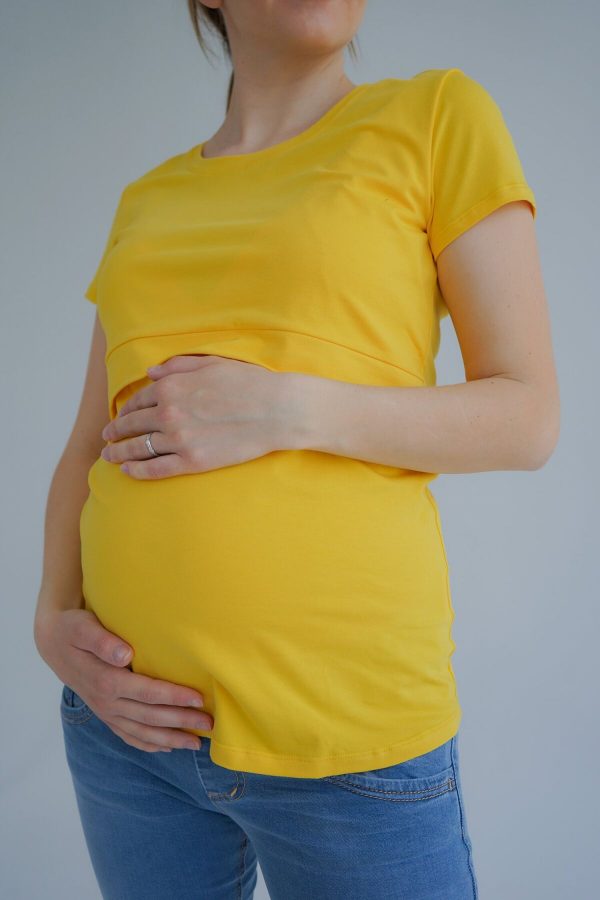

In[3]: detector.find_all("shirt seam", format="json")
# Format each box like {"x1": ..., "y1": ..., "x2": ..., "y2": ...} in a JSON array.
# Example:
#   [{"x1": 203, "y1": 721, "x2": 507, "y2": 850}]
[
  {"x1": 105, "y1": 326, "x2": 426, "y2": 385},
  {"x1": 431, "y1": 181, "x2": 535, "y2": 259}
]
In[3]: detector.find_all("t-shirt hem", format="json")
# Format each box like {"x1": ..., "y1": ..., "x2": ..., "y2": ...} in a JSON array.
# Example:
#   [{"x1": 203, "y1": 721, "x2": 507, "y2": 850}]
[
  {"x1": 207, "y1": 707, "x2": 462, "y2": 779},
  {"x1": 430, "y1": 181, "x2": 537, "y2": 262}
]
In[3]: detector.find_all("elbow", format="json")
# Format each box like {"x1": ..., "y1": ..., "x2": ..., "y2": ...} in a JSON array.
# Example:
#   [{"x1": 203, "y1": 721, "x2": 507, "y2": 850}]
[{"x1": 522, "y1": 404, "x2": 561, "y2": 471}]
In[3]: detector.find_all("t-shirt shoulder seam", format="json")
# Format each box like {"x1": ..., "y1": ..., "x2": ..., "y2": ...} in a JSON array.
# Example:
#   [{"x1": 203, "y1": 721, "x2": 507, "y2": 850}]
[{"x1": 430, "y1": 181, "x2": 537, "y2": 259}]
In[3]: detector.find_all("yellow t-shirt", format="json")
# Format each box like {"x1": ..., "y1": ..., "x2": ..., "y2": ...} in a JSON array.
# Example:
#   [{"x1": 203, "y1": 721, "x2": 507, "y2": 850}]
[{"x1": 80, "y1": 67, "x2": 537, "y2": 777}]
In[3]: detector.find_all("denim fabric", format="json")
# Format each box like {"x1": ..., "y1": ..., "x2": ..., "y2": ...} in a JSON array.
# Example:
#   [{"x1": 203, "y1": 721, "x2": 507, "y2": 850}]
[{"x1": 60, "y1": 683, "x2": 479, "y2": 899}]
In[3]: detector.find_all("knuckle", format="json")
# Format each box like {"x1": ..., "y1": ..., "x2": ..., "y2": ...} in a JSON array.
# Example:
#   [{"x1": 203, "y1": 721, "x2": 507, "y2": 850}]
[
  {"x1": 96, "y1": 634, "x2": 115, "y2": 660},
  {"x1": 154, "y1": 405, "x2": 168, "y2": 426},
  {"x1": 154, "y1": 380, "x2": 172, "y2": 402},
  {"x1": 189, "y1": 447, "x2": 205, "y2": 467},
  {"x1": 169, "y1": 427, "x2": 188, "y2": 446},
  {"x1": 159, "y1": 403, "x2": 181, "y2": 425},
  {"x1": 138, "y1": 706, "x2": 158, "y2": 726},
  {"x1": 136, "y1": 686, "x2": 155, "y2": 705}
]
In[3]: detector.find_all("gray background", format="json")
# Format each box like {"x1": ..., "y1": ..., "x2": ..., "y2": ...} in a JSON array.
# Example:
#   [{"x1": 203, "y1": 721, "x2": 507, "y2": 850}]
[{"x1": 2, "y1": 1, "x2": 597, "y2": 897}]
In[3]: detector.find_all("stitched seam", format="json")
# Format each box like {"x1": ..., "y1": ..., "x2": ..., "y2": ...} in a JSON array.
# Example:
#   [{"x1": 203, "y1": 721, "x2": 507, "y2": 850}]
[
  {"x1": 237, "y1": 835, "x2": 248, "y2": 900},
  {"x1": 61, "y1": 708, "x2": 95, "y2": 725},
  {"x1": 451, "y1": 737, "x2": 479, "y2": 898},
  {"x1": 235, "y1": 771, "x2": 248, "y2": 802},
  {"x1": 204, "y1": 772, "x2": 244, "y2": 803},
  {"x1": 324, "y1": 775, "x2": 455, "y2": 795},
  {"x1": 105, "y1": 326, "x2": 425, "y2": 385},
  {"x1": 192, "y1": 750, "x2": 224, "y2": 810},
  {"x1": 326, "y1": 781, "x2": 456, "y2": 802},
  {"x1": 432, "y1": 182, "x2": 535, "y2": 257}
]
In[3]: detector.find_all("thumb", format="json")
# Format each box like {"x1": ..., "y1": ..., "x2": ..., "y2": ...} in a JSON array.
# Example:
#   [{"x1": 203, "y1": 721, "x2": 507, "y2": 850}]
[
  {"x1": 79, "y1": 611, "x2": 134, "y2": 666},
  {"x1": 110, "y1": 643, "x2": 133, "y2": 666},
  {"x1": 147, "y1": 354, "x2": 214, "y2": 378}
]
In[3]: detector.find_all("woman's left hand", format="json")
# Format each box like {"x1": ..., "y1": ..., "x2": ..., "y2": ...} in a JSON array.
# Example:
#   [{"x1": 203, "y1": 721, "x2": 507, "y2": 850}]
[{"x1": 100, "y1": 355, "x2": 300, "y2": 479}]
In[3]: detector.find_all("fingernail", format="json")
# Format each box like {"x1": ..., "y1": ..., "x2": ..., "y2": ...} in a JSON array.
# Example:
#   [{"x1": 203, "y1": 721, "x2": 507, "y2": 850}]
[
  {"x1": 189, "y1": 697, "x2": 203, "y2": 707},
  {"x1": 120, "y1": 464, "x2": 129, "y2": 474},
  {"x1": 114, "y1": 647, "x2": 130, "y2": 663}
]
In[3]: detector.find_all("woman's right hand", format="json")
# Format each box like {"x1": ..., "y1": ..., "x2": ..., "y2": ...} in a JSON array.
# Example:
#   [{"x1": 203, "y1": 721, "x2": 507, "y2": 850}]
[{"x1": 34, "y1": 608, "x2": 213, "y2": 752}]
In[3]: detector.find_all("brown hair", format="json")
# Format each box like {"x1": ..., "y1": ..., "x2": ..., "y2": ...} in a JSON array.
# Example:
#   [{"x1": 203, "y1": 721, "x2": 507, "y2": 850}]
[{"x1": 187, "y1": 2, "x2": 360, "y2": 111}]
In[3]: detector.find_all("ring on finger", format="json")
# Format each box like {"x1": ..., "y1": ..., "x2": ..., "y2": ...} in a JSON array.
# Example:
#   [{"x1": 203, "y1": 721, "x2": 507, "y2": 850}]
[{"x1": 144, "y1": 432, "x2": 160, "y2": 457}]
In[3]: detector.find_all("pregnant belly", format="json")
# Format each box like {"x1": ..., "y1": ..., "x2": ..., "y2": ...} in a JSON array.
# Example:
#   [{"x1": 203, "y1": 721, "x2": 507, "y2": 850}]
[{"x1": 80, "y1": 450, "x2": 453, "y2": 751}]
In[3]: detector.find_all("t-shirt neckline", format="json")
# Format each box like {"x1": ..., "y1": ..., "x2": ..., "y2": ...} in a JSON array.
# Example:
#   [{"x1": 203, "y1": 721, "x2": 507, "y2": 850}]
[{"x1": 186, "y1": 81, "x2": 375, "y2": 168}]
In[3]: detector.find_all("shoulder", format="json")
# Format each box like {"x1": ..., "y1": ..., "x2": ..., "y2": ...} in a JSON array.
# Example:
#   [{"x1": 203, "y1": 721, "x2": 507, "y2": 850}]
[
  {"x1": 383, "y1": 66, "x2": 500, "y2": 119},
  {"x1": 354, "y1": 67, "x2": 492, "y2": 147},
  {"x1": 419, "y1": 67, "x2": 507, "y2": 126},
  {"x1": 121, "y1": 147, "x2": 192, "y2": 196},
  {"x1": 364, "y1": 67, "x2": 495, "y2": 128}
]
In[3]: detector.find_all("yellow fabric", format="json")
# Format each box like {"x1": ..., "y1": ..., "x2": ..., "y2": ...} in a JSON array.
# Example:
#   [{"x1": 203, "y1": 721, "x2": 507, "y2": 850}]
[{"x1": 80, "y1": 67, "x2": 536, "y2": 777}]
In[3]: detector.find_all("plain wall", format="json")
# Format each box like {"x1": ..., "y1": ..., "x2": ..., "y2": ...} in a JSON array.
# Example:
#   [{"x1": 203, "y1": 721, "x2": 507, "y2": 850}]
[{"x1": 2, "y1": 1, "x2": 597, "y2": 897}]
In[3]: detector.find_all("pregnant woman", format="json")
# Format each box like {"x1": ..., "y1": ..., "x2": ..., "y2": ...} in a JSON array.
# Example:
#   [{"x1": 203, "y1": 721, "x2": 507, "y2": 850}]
[{"x1": 34, "y1": 1, "x2": 559, "y2": 898}]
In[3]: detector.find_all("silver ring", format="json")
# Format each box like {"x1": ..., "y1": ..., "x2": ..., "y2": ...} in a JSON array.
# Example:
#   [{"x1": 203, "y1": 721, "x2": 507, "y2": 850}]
[{"x1": 144, "y1": 432, "x2": 159, "y2": 457}]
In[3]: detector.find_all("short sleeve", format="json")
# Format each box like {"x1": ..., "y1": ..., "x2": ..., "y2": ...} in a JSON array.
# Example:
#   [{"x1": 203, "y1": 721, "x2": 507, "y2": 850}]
[
  {"x1": 426, "y1": 68, "x2": 537, "y2": 263},
  {"x1": 84, "y1": 186, "x2": 129, "y2": 304}
]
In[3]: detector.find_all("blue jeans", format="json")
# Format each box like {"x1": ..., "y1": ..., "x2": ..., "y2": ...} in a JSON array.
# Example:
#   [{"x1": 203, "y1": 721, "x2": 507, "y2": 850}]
[{"x1": 60, "y1": 683, "x2": 479, "y2": 899}]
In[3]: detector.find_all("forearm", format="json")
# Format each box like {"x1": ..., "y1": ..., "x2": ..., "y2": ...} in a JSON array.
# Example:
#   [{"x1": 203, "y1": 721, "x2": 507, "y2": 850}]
[
  {"x1": 283, "y1": 372, "x2": 556, "y2": 474},
  {"x1": 34, "y1": 448, "x2": 96, "y2": 643}
]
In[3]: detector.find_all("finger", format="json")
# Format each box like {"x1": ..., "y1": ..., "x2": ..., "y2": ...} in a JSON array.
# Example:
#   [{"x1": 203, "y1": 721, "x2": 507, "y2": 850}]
[
  {"x1": 109, "y1": 722, "x2": 174, "y2": 752},
  {"x1": 110, "y1": 717, "x2": 202, "y2": 750},
  {"x1": 146, "y1": 354, "x2": 216, "y2": 379},
  {"x1": 117, "y1": 382, "x2": 159, "y2": 418},
  {"x1": 118, "y1": 671, "x2": 205, "y2": 709},
  {"x1": 69, "y1": 610, "x2": 134, "y2": 666},
  {"x1": 103, "y1": 407, "x2": 159, "y2": 442},
  {"x1": 121, "y1": 451, "x2": 190, "y2": 480},
  {"x1": 102, "y1": 431, "x2": 169, "y2": 464},
  {"x1": 114, "y1": 697, "x2": 213, "y2": 732}
]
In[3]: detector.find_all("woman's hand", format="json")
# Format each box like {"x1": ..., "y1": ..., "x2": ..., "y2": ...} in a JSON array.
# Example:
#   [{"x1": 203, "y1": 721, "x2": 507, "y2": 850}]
[
  {"x1": 35, "y1": 608, "x2": 212, "y2": 752},
  {"x1": 100, "y1": 354, "x2": 301, "y2": 480}
]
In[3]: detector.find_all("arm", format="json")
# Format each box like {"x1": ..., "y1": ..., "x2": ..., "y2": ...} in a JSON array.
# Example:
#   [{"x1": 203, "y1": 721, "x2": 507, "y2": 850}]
[
  {"x1": 33, "y1": 312, "x2": 210, "y2": 751},
  {"x1": 285, "y1": 200, "x2": 560, "y2": 473},
  {"x1": 34, "y1": 312, "x2": 110, "y2": 639}
]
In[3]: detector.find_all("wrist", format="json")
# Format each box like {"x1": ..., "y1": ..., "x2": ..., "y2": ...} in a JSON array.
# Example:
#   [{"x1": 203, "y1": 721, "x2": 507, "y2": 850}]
[
  {"x1": 275, "y1": 371, "x2": 327, "y2": 452},
  {"x1": 33, "y1": 609, "x2": 62, "y2": 664},
  {"x1": 34, "y1": 596, "x2": 83, "y2": 654}
]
